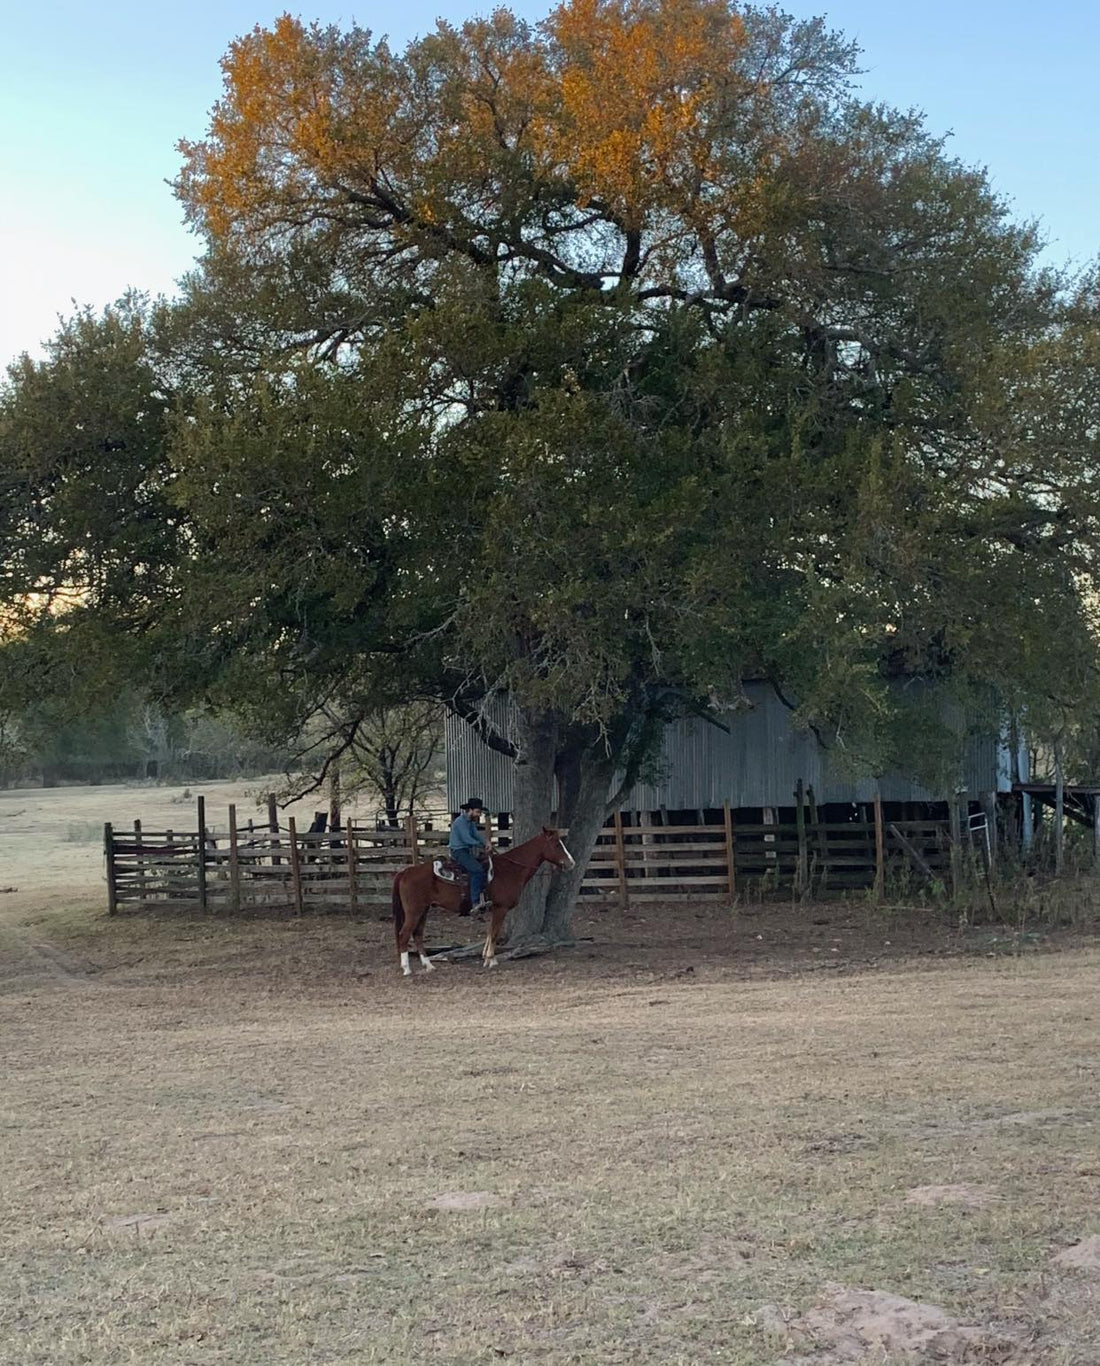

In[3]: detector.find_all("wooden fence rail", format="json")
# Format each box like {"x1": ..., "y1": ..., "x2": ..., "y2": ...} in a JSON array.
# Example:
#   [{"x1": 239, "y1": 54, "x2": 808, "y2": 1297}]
[{"x1": 104, "y1": 795, "x2": 959, "y2": 914}]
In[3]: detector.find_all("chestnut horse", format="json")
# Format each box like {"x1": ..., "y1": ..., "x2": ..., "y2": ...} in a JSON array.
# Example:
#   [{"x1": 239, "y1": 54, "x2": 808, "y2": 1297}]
[{"x1": 391, "y1": 827, "x2": 575, "y2": 975}]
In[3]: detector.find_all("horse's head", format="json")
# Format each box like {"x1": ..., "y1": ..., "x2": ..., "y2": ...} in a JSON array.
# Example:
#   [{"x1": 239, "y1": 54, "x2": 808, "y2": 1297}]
[{"x1": 540, "y1": 826, "x2": 576, "y2": 871}]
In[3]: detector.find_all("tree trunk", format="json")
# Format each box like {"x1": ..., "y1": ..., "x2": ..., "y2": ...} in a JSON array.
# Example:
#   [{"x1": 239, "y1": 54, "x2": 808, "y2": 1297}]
[
  {"x1": 555, "y1": 746, "x2": 583, "y2": 826},
  {"x1": 541, "y1": 753, "x2": 614, "y2": 943},
  {"x1": 328, "y1": 763, "x2": 342, "y2": 832},
  {"x1": 506, "y1": 708, "x2": 561, "y2": 940},
  {"x1": 506, "y1": 710, "x2": 615, "y2": 945}
]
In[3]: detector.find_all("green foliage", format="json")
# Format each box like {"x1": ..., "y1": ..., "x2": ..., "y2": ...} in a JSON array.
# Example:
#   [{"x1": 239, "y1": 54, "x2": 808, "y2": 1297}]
[{"x1": 1, "y1": 0, "x2": 1099, "y2": 866}]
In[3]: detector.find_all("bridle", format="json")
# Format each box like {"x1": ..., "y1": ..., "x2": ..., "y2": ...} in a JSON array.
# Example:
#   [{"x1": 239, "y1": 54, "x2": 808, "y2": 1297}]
[{"x1": 494, "y1": 833, "x2": 575, "y2": 878}]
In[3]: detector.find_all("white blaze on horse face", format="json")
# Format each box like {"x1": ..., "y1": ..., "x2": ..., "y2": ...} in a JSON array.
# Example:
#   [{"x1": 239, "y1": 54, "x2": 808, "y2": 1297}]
[
  {"x1": 400, "y1": 951, "x2": 411, "y2": 976},
  {"x1": 558, "y1": 838, "x2": 576, "y2": 869}
]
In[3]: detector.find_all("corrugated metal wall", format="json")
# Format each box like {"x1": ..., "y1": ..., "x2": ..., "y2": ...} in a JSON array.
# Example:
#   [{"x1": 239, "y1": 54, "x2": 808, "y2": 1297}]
[{"x1": 446, "y1": 683, "x2": 1017, "y2": 813}]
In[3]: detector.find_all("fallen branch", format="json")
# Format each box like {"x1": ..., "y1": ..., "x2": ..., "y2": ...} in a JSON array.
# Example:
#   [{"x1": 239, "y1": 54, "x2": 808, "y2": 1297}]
[{"x1": 429, "y1": 934, "x2": 576, "y2": 963}]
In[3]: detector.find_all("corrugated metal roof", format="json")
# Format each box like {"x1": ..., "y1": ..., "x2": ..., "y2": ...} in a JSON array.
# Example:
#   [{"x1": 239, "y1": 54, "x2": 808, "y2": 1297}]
[{"x1": 446, "y1": 683, "x2": 1019, "y2": 812}]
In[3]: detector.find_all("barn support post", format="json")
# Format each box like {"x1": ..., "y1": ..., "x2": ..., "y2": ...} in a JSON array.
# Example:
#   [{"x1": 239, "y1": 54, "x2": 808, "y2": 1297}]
[
  {"x1": 723, "y1": 800, "x2": 736, "y2": 899},
  {"x1": 288, "y1": 817, "x2": 304, "y2": 914},
  {"x1": 873, "y1": 791, "x2": 885, "y2": 901},
  {"x1": 405, "y1": 813, "x2": 419, "y2": 865},
  {"x1": 794, "y1": 780, "x2": 808, "y2": 899},
  {"x1": 268, "y1": 793, "x2": 281, "y2": 866},
  {"x1": 613, "y1": 809, "x2": 629, "y2": 907},
  {"x1": 1021, "y1": 790, "x2": 1034, "y2": 855},
  {"x1": 133, "y1": 819, "x2": 146, "y2": 907},
  {"x1": 196, "y1": 796, "x2": 207, "y2": 912},
  {"x1": 228, "y1": 804, "x2": 242, "y2": 913},
  {"x1": 948, "y1": 791, "x2": 965, "y2": 899},
  {"x1": 104, "y1": 823, "x2": 117, "y2": 915},
  {"x1": 1054, "y1": 738, "x2": 1065, "y2": 876},
  {"x1": 346, "y1": 822, "x2": 358, "y2": 912}
]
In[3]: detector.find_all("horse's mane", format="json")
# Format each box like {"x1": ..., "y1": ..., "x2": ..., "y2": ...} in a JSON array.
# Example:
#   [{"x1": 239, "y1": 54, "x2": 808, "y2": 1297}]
[{"x1": 493, "y1": 828, "x2": 556, "y2": 868}]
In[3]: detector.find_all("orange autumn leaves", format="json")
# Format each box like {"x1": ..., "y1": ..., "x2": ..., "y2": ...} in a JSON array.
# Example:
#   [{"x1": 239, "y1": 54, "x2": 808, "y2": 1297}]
[
  {"x1": 178, "y1": 0, "x2": 760, "y2": 253},
  {"x1": 547, "y1": 0, "x2": 748, "y2": 223},
  {"x1": 177, "y1": 15, "x2": 402, "y2": 240}
]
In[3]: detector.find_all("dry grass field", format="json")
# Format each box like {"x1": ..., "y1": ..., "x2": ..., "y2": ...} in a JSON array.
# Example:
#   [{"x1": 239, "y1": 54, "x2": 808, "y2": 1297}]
[
  {"x1": 0, "y1": 778, "x2": 386, "y2": 902},
  {"x1": 3, "y1": 783, "x2": 1100, "y2": 1363}
]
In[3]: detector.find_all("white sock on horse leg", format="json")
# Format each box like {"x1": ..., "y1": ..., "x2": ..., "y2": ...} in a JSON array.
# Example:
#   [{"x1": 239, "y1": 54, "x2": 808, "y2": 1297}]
[
  {"x1": 400, "y1": 951, "x2": 411, "y2": 976},
  {"x1": 418, "y1": 951, "x2": 435, "y2": 970}
]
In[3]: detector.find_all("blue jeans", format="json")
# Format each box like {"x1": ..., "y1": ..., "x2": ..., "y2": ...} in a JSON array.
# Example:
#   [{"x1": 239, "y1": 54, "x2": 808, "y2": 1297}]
[{"x1": 451, "y1": 848, "x2": 486, "y2": 903}]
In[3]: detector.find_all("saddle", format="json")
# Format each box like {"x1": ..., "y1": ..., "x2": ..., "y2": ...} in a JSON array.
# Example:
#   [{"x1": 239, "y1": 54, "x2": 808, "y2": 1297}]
[{"x1": 432, "y1": 853, "x2": 493, "y2": 916}]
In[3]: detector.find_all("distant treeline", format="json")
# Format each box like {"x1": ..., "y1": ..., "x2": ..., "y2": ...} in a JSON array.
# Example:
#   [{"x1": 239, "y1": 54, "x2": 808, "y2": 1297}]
[{"x1": 0, "y1": 691, "x2": 292, "y2": 788}]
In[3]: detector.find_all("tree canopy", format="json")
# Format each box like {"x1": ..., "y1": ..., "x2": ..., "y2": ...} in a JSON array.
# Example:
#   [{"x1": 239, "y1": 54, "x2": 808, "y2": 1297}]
[{"x1": 2, "y1": 0, "x2": 1099, "y2": 938}]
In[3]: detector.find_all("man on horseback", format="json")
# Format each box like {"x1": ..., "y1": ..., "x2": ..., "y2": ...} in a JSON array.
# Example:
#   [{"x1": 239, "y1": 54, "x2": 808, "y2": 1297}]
[{"x1": 448, "y1": 798, "x2": 491, "y2": 912}]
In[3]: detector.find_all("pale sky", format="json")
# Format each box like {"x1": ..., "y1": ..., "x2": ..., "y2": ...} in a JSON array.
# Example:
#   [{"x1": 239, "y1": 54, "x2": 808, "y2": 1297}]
[{"x1": 2, "y1": 0, "x2": 1097, "y2": 369}]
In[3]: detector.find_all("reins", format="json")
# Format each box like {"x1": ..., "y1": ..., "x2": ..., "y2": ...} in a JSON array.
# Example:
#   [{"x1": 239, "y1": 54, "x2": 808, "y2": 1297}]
[{"x1": 490, "y1": 837, "x2": 552, "y2": 884}]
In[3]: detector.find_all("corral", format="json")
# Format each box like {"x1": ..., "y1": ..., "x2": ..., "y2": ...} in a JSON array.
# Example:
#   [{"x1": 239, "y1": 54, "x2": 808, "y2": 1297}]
[
  {"x1": 103, "y1": 800, "x2": 977, "y2": 913},
  {"x1": 101, "y1": 795, "x2": 981, "y2": 916}
]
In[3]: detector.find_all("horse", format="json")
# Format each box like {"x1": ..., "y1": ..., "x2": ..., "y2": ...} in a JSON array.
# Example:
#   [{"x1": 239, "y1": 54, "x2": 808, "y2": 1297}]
[{"x1": 391, "y1": 827, "x2": 575, "y2": 975}]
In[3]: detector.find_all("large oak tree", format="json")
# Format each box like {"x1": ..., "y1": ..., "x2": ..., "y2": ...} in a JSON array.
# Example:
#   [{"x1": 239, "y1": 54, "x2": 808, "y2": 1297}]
[{"x1": 3, "y1": 1, "x2": 1099, "y2": 940}]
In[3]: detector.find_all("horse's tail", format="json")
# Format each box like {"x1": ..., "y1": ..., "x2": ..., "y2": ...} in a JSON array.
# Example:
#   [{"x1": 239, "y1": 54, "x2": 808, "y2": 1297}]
[{"x1": 391, "y1": 872, "x2": 405, "y2": 943}]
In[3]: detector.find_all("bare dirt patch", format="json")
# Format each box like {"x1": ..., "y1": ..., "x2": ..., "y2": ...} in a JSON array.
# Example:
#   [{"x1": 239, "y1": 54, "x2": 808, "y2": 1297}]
[
  {"x1": 429, "y1": 1190, "x2": 505, "y2": 1211},
  {"x1": 758, "y1": 1285, "x2": 1018, "y2": 1363},
  {"x1": 1053, "y1": 1236, "x2": 1100, "y2": 1272},
  {"x1": 906, "y1": 1183, "x2": 998, "y2": 1210}
]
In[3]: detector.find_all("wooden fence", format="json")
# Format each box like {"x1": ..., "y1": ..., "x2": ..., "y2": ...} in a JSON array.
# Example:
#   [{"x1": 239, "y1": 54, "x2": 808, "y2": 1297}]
[{"x1": 104, "y1": 796, "x2": 960, "y2": 914}]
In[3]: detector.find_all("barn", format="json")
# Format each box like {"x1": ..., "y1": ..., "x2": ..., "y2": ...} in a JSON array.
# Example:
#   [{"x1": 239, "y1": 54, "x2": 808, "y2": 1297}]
[
  {"x1": 445, "y1": 683, "x2": 1034, "y2": 895},
  {"x1": 445, "y1": 681, "x2": 1025, "y2": 822}
]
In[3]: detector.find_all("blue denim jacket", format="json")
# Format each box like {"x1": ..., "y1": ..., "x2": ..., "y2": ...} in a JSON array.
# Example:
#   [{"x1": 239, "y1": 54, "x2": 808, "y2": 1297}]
[{"x1": 448, "y1": 812, "x2": 485, "y2": 854}]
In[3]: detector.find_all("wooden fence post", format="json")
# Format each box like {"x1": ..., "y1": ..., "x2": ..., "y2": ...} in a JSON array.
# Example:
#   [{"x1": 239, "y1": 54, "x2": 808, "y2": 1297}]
[
  {"x1": 723, "y1": 800, "x2": 736, "y2": 899},
  {"x1": 346, "y1": 821, "x2": 358, "y2": 911},
  {"x1": 104, "y1": 823, "x2": 118, "y2": 915},
  {"x1": 807, "y1": 785, "x2": 827, "y2": 892},
  {"x1": 613, "y1": 809, "x2": 628, "y2": 907},
  {"x1": 196, "y1": 795, "x2": 207, "y2": 912},
  {"x1": 873, "y1": 791, "x2": 885, "y2": 901},
  {"x1": 228, "y1": 804, "x2": 241, "y2": 914},
  {"x1": 133, "y1": 819, "x2": 146, "y2": 907},
  {"x1": 268, "y1": 793, "x2": 281, "y2": 865},
  {"x1": 406, "y1": 813, "x2": 419, "y2": 865},
  {"x1": 288, "y1": 816, "x2": 304, "y2": 914},
  {"x1": 794, "y1": 780, "x2": 808, "y2": 898}
]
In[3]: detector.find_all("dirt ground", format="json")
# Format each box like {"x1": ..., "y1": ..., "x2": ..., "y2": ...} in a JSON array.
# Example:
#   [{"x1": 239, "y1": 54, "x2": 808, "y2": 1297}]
[{"x1": 2, "y1": 782, "x2": 1100, "y2": 1363}]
